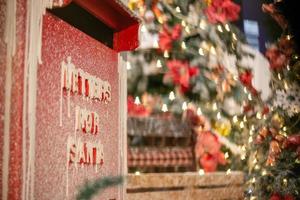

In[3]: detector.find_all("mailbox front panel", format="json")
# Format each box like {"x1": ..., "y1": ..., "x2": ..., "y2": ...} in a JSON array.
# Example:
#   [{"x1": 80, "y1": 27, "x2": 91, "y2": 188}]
[{"x1": 35, "y1": 13, "x2": 121, "y2": 199}]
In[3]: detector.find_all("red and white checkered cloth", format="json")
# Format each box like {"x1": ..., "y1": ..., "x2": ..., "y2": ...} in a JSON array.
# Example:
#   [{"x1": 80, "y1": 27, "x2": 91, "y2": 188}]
[{"x1": 128, "y1": 148, "x2": 194, "y2": 167}]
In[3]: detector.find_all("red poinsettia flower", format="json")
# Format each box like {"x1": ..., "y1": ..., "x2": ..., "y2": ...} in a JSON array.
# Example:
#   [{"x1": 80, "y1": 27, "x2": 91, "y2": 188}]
[
  {"x1": 195, "y1": 131, "x2": 226, "y2": 172},
  {"x1": 239, "y1": 70, "x2": 253, "y2": 87},
  {"x1": 265, "y1": 46, "x2": 288, "y2": 70},
  {"x1": 164, "y1": 60, "x2": 199, "y2": 93},
  {"x1": 158, "y1": 24, "x2": 182, "y2": 52},
  {"x1": 127, "y1": 96, "x2": 150, "y2": 117},
  {"x1": 205, "y1": 0, "x2": 241, "y2": 24}
]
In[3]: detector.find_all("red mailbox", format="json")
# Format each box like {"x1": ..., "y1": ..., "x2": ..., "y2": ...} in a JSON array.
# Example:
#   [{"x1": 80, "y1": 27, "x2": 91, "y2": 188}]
[{"x1": 0, "y1": 0, "x2": 139, "y2": 199}]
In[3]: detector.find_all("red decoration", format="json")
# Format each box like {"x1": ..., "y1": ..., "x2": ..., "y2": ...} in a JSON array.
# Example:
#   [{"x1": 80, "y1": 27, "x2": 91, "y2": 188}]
[
  {"x1": 158, "y1": 24, "x2": 182, "y2": 52},
  {"x1": 205, "y1": 0, "x2": 241, "y2": 24},
  {"x1": 270, "y1": 193, "x2": 282, "y2": 200},
  {"x1": 270, "y1": 193, "x2": 295, "y2": 200},
  {"x1": 164, "y1": 60, "x2": 199, "y2": 93},
  {"x1": 262, "y1": 4, "x2": 287, "y2": 29},
  {"x1": 195, "y1": 131, "x2": 226, "y2": 172},
  {"x1": 239, "y1": 70, "x2": 253, "y2": 86},
  {"x1": 184, "y1": 109, "x2": 210, "y2": 131},
  {"x1": 262, "y1": 106, "x2": 270, "y2": 116},
  {"x1": 265, "y1": 46, "x2": 288, "y2": 70},
  {"x1": 239, "y1": 70, "x2": 258, "y2": 95},
  {"x1": 127, "y1": 96, "x2": 151, "y2": 117}
]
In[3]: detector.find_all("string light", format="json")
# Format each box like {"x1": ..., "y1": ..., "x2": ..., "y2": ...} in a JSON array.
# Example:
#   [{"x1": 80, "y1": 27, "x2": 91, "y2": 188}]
[
  {"x1": 226, "y1": 169, "x2": 231, "y2": 175},
  {"x1": 261, "y1": 170, "x2": 267, "y2": 176},
  {"x1": 233, "y1": 115, "x2": 238, "y2": 123},
  {"x1": 141, "y1": 25, "x2": 147, "y2": 33},
  {"x1": 243, "y1": 87, "x2": 248, "y2": 94},
  {"x1": 212, "y1": 102, "x2": 218, "y2": 111},
  {"x1": 241, "y1": 154, "x2": 246, "y2": 160},
  {"x1": 248, "y1": 93, "x2": 252, "y2": 101},
  {"x1": 217, "y1": 25, "x2": 223, "y2": 32},
  {"x1": 240, "y1": 121, "x2": 245, "y2": 129},
  {"x1": 283, "y1": 179, "x2": 288, "y2": 187},
  {"x1": 153, "y1": 40, "x2": 159, "y2": 48},
  {"x1": 253, "y1": 158, "x2": 257, "y2": 165},
  {"x1": 225, "y1": 152, "x2": 229, "y2": 159},
  {"x1": 126, "y1": 61, "x2": 132, "y2": 70},
  {"x1": 181, "y1": 41, "x2": 187, "y2": 49},
  {"x1": 199, "y1": 19, "x2": 207, "y2": 30},
  {"x1": 175, "y1": 6, "x2": 181, "y2": 13},
  {"x1": 278, "y1": 73, "x2": 282, "y2": 80},
  {"x1": 169, "y1": 91, "x2": 175, "y2": 101},
  {"x1": 248, "y1": 136, "x2": 253, "y2": 143},
  {"x1": 251, "y1": 125, "x2": 255, "y2": 131},
  {"x1": 164, "y1": 50, "x2": 169, "y2": 58},
  {"x1": 243, "y1": 116, "x2": 247, "y2": 122},
  {"x1": 210, "y1": 46, "x2": 216, "y2": 55},
  {"x1": 185, "y1": 26, "x2": 190, "y2": 33},
  {"x1": 283, "y1": 126, "x2": 287, "y2": 131},
  {"x1": 256, "y1": 112, "x2": 262, "y2": 120},
  {"x1": 135, "y1": 171, "x2": 141, "y2": 176},
  {"x1": 162, "y1": 104, "x2": 168, "y2": 112},
  {"x1": 181, "y1": 20, "x2": 186, "y2": 27},
  {"x1": 134, "y1": 96, "x2": 141, "y2": 105},
  {"x1": 232, "y1": 33, "x2": 237, "y2": 40},
  {"x1": 284, "y1": 81, "x2": 289, "y2": 90},
  {"x1": 197, "y1": 107, "x2": 202, "y2": 115},
  {"x1": 198, "y1": 48, "x2": 204, "y2": 56},
  {"x1": 156, "y1": 59, "x2": 162, "y2": 68},
  {"x1": 287, "y1": 64, "x2": 290, "y2": 71},
  {"x1": 217, "y1": 112, "x2": 221, "y2": 120},
  {"x1": 249, "y1": 130, "x2": 254, "y2": 136},
  {"x1": 182, "y1": 102, "x2": 188, "y2": 110},
  {"x1": 251, "y1": 177, "x2": 256, "y2": 183},
  {"x1": 198, "y1": 169, "x2": 205, "y2": 176},
  {"x1": 225, "y1": 24, "x2": 230, "y2": 32}
]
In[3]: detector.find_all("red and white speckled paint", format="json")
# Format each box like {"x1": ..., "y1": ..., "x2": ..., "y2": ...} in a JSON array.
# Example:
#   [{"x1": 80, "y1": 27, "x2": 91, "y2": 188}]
[
  {"x1": 32, "y1": 13, "x2": 121, "y2": 199},
  {"x1": 1, "y1": 0, "x2": 138, "y2": 199}
]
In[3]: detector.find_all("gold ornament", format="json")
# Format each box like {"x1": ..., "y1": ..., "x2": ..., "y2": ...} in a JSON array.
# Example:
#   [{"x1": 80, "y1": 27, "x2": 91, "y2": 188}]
[
  {"x1": 213, "y1": 119, "x2": 232, "y2": 136},
  {"x1": 271, "y1": 113, "x2": 284, "y2": 129}
]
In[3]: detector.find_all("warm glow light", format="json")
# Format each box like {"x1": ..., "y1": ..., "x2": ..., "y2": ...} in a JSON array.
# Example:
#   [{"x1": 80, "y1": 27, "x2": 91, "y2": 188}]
[
  {"x1": 217, "y1": 25, "x2": 223, "y2": 32},
  {"x1": 134, "y1": 96, "x2": 141, "y2": 105},
  {"x1": 135, "y1": 171, "x2": 141, "y2": 175},
  {"x1": 181, "y1": 41, "x2": 187, "y2": 49},
  {"x1": 156, "y1": 59, "x2": 162, "y2": 68},
  {"x1": 197, "y1": 107, "x2": 202, "y2": 115},
  {"x1": 217, "y1": 112, "x2": 221, "y2": 120},
  {"x1": 169, "y1": 91, "x2": 175, "y2": 101},
  {"x1": 164, "y1": 51, "x2": 169, "y2": 58},
  {"x1": 233, "y1": 115, "x2": 238, "y2": 123},
  {"x1": 126, "y1": 62, "x2": 132, "y2": 70},
  {"x1": 182, "y1": 102, "x2": 188, "y2": 110},
  {"x1": 198, "y1": 48, "x2": 204, "y2": 56},
  {"x1": 162, "y1": 104, "x2": 168, "y2": 112},
  {"x1": 225, "y1": 24, "x2": 230, "y2": 31},
  {"x1": 212, "y1": 103, "x2": 218, "y2": 111},
  {"x1": 198, "y1": 169, "x2": 205, "y2": 176},
  {"x1": 226, "y1": 169, "x2": 231, "y2": 175},
  {"x1": 199, "y1": 20, "x2": 207, "y2": 30}
]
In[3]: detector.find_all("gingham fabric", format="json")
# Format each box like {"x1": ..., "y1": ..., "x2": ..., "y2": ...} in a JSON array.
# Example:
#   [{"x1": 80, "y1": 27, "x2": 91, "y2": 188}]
[{"x1": 128, "y1": 148, "x2": 194, "y2": 167}]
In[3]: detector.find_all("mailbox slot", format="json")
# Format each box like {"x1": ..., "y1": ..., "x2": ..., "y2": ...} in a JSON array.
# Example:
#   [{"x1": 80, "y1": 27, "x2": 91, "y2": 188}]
[{"x1": 49, "y1": 2, "x2": 114, "y2": 48}]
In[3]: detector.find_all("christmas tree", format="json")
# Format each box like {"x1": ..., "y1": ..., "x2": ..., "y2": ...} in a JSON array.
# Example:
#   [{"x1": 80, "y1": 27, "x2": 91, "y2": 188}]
[
  {"x1": 245, "y1": 0, "x2": 300, "y2": 199},
  {"x1": 127, "y1": 0, "x2": 269, "y2": 173}
]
